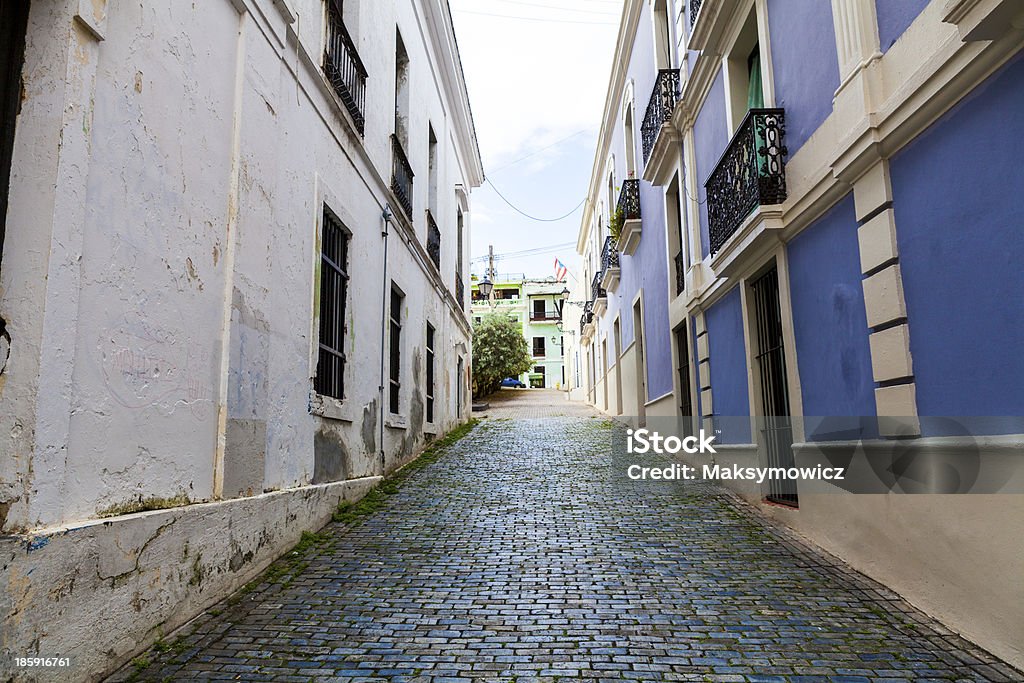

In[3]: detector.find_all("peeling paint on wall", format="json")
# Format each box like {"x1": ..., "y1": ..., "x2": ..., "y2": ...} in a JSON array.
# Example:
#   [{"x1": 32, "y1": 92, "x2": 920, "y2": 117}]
[{"x1": 313, "y1": 426, "x2": 349, "y2": 484}]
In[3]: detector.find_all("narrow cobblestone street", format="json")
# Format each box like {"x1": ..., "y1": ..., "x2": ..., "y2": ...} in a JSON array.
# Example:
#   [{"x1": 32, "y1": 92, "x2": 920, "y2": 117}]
[{"x1": 115, "y1": 394, "x2": 1019, "y2": 682}]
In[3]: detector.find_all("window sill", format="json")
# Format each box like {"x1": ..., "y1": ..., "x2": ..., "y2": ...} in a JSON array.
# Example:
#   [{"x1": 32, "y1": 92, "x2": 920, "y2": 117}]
[
  {"x1": 309, "y1": 393, "x2": 353, "y2": 422},
  {"x1": 385, "y1": 415, "x2": 408, "y2": 430}
]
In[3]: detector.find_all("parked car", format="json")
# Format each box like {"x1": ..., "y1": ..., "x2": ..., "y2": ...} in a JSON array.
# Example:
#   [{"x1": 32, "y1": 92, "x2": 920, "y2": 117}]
[{"x1": 501, "y1": 378, "x2": 526, "y2": 388}]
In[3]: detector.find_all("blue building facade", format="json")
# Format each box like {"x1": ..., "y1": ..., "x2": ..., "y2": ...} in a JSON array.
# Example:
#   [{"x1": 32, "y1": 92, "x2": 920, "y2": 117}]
[
  {"x1": 576, "y1": 0, "x2": 1024, "y2": 666},
  {"x1": 573, "y1": 0, "x2": 679, "y2": 421}
]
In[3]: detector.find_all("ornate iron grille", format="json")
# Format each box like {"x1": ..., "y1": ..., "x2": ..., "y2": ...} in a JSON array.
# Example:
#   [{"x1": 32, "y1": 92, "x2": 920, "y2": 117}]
[
  {"x1": 323, "y1": 0, "x2": 367, "y2": 135},
  {"x1": 705, "y1": 108, "x2": 787, "y2": 255},
  {"x1": 690, "y1": 0, "x2": 703, "y2": 29},
  {"x1": 454, "y1": 274, "x2": 465, "y2": 308},
  {"x1": 674, "y1": 250, "x2": 686, "y2": 297},
  {"x1": 601, "y1": 235, "x2": 619, "y2": 272},
  {"x1": 426, "y1": 210, "x2": 441, "y2": 270},
  {"x1": 591, "y1": 272, "x2": 606, "y2": 302},
  {"x1": 616, "y1": 178, "x2": 641, "y2": 221},
  {"x1": 580, "y1": 301, "x2": 594, "y2": 335},
  {"x1": 391, "y1": 135, "x2": 414, "y2": 219},
  {"x1": 641, "y1": 69, "x2": 680, "y2": 163}
]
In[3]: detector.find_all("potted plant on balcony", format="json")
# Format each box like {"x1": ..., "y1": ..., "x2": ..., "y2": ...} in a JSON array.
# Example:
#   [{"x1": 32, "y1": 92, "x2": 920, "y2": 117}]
[{"x1": 609, "y1": 206, "x2": 624, "y2": 246}]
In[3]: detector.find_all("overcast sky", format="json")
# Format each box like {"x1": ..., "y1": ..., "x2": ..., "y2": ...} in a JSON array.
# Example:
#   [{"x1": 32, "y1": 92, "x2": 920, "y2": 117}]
[{"x1": 449, "y1": 0, "x2": 620, "y2": 282}]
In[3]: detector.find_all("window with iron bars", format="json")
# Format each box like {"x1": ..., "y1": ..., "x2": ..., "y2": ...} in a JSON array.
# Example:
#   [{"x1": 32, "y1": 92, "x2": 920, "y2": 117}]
[
  {"x1": 426, "y1": 323, "x2": 435, "y2": 423},
  {"x1": 389, "y1": 285, "x2": 403, "y2": 414},
  {"x1": 315, "y1": 207, "x2": 349, "y2": 400}
]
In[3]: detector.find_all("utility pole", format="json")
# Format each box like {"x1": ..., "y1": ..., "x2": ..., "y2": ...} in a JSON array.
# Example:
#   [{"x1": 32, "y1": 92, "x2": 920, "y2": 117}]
[{"x1": 488, "y1": 244, "x2": 495, "y2": 302}]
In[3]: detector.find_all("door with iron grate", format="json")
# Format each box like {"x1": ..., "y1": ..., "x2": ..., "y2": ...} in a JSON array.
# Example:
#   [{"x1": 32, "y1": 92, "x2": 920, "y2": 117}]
[{"x1": 750, "y1": 266, "x2": 797, "y2": 506}]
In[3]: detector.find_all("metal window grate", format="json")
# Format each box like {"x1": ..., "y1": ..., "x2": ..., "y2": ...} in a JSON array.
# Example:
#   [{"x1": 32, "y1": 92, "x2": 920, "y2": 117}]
[
  {"x1": 426, "y1": 323, "x2": 435, "y2": 423},
  {"x1": 426, "y1": 210, "x2": 441, "y2": 270},
  {"x1": 750, "y1": 267, "x2": 797, "y2": 507},
  {"x1": 315, "y1": 208, "x2": 349, "y2": 400},
  {"x1": 391, "y1": 135, "x2": 414, "y2": 219},
  {"x1": 675, "y1": 326, "x2": 694, "y2": 437},
  {"x1": 323, "y1": 0, "x2": 367, "y2": 135},
  {"x1": 389, "y1": 287, "x2": 403, "y2": 414}
]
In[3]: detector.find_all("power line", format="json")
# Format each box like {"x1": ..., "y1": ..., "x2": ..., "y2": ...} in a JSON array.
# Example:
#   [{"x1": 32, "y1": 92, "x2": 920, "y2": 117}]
[
  {"x1": 488, "y1": 129, "x2": 591, "y2": 175},
  {"x1": 470, "y1": 241, "x2": 576, "y2": 263},
  {"x1": 486, "y1": 178, "x2": 588, "y2": 222}
]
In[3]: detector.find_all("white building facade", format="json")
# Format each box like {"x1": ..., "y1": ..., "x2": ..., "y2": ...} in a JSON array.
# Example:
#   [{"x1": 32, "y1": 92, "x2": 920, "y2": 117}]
[{"x1": 0, "y1": 0, "x2": 482, "y2": 677}]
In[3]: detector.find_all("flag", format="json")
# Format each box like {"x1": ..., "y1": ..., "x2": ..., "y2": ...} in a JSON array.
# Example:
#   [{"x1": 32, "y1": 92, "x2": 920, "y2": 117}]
[{"x1": 554, "y1": 258, "x2": 568, "y2": 281}]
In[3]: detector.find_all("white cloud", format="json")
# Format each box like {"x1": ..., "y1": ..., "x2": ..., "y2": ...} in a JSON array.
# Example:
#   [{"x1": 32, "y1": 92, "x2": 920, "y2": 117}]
[{"x1": 450, "y1": 0, "x2": 620, "y2": 170}]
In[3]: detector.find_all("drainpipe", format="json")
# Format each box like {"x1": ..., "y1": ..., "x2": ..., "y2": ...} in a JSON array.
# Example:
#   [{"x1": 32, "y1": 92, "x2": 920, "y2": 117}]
[{"x1": 378, "y1": 205, "x2": 393, "y2": 475}]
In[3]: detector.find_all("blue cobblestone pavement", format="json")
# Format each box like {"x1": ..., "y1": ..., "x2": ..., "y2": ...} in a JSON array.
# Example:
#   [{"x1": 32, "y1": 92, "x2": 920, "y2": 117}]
[{"x1": 111, "y1": 414, "x2": 1022, "y2": 682}]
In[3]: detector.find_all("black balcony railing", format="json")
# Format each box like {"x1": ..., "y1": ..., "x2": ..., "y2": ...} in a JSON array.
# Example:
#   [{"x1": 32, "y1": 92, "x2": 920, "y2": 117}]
[
  {"x1": 426, "y1": 210, "x2": 441, "y2": 270},
  {"x1": 580, "y1": 301, "x2": 594, "y2": 335},
  {"x1": 690, "y1": 0, "x2": 703, "y2": 29},
  {"x1": 705, "y1": 108, "x2": 787, "y2": 255},
  {"x1": 675, "y1": 250, "x2": 686, "y2": 297},
  {"x1": 591, "y1": 272, "x2": 606, "y2": 302},
  {"x1": 391, "y1": 135, "x2": 414, "y2": 219},
  {"x1": 455, "y1": 274, "x2": 465, "y2": 308},
  {"x1": 641, "y1": 69, "x2": 681, "y2": 163},
  {"x1": 617, "y1": 178, "x2": 641, "y2": 221},
  {"x1": 601, "y1": 235, "x2": 619, "y2": 272},
  {"x1": 530, "y1": 311, "x2": 560, "y2": 322},
  {"x1": 324, "y1": 0, "x2": 367, "y2": 135}
]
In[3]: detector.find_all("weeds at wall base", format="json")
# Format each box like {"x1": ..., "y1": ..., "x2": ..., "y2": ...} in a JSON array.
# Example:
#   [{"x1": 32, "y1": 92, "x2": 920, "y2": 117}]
[{"x1": 125, "y1": 418, "x2": 481, "y2": 678}]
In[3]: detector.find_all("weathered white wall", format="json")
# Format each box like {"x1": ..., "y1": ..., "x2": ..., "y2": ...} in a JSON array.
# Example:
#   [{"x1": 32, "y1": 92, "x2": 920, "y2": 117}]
[{"x1": 0, "y1": 0, "x2": 481, "y2": 675}]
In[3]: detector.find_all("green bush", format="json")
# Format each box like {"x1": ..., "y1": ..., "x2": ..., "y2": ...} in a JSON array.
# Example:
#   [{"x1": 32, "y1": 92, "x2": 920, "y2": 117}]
[{"x1": 472, "y1": 312, "x2": 533, "y2": 398}]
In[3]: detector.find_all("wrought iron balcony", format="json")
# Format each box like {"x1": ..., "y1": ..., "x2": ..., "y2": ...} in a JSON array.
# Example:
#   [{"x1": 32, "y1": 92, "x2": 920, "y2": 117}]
[
  {"x1": 391, "y1": 135, "x2": 414, "y2": 219},
  {"x1": 641, "y1": 69, "x2": 680, "y2": 164},
  {"x1": 426, "y1": 210, "x2": 441, "y2": 270},
  {"x1": 580, "y1": 301, "x2": 594, "y2": 335},
  {"x1": 705, "y1": 108, "x2": 787, "y2": 255},
  {"x1": 323, "y1": 0, "x2": 367, "y2": 135},
  {"x1": 591, "y1": 272, "x2": 606, "y2": 302},
  {"x1": 675, "y1": 250, "x2": 686, "y2": 297},
  {"x1": 455, "y1": 274, "x2": 465, "y2": 308},
  {"x1": 616, "y1": 178, "x2": 641, "y2": 221},
  {"x1": 601, "y1": 235, "x2": 619, "y2": 271},
  {"x1": 690, "y1": 0, "x2": 703, "y2": 29},
  {"x1": 530, "y1": 311, "x2": 560, "y2": 322}
]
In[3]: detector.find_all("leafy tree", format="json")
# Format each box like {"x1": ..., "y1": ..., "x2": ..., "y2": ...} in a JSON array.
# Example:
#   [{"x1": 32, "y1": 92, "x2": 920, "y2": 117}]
[{"x1": 471, "y1": 312, "x2": 532, "y2": 398}]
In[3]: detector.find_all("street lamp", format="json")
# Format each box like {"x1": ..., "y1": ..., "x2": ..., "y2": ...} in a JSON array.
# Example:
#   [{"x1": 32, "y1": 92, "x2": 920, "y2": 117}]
[
  {"x1": 553, "y1": 287, "x2": 570, "y2": 320},
  {"x1": 477, "y1": 277, "x2": 493, "y2": 299}
]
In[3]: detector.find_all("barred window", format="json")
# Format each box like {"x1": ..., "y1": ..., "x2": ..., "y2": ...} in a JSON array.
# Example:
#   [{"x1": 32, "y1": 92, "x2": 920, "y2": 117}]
[
  {"x1": 389, "y1": 285, "x2": 403, "y2": 414},
  {"x1": 315, "y1": 207, "x2": 349, "y2": 399},
  {"x1": 426, "y1": 323, "x2": 435, "y2": 423}
]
